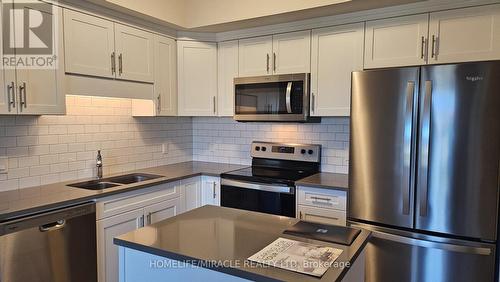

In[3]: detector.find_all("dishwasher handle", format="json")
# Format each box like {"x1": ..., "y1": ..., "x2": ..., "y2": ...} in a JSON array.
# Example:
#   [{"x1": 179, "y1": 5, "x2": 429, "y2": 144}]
[{"x1": 39, "y1": 220, "x2": 66, "y2": 232}]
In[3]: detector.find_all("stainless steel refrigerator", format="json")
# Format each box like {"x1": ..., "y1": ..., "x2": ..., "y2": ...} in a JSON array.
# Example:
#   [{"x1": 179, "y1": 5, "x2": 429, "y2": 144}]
[{"x1": 349, "y1": 61, "x2": 500, "y2": 282}]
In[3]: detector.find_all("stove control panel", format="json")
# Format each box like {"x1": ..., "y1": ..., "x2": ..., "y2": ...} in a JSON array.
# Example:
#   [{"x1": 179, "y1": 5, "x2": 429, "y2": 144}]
[{"x1": 251, "y1": 142, "x2": 321, "y2": 162}]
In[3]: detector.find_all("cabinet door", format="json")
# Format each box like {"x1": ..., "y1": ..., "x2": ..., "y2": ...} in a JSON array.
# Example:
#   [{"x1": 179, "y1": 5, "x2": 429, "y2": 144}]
[
  {"x1": 428, "y1": 4, "x2": 500, "y2": 64},
  {"x1": 114, "y1": 23, "x2": 154, "y2": 83},
  {"x1": 154, "y1": 35, "x2": 177, "y2": 116},
  {"x1": 15, "y1": 3, "x2": 65, "y2": 115},
  {"x1": 63, "y1": 9, "x2": 115, "y2": 78},
  {"x1": 238, "y1": 36, "x2": 272, "y2": 76},
  {"x1": 0, "y1": 1, "x2": 9, "y2": 114},
  {"x1": 201, "y1": 176, "x2": 220, "y2": 206},
  {"x1": 272, "y1": 30, "x2": 311, "y2": 74},
  {"x1": 311, "y1": 23, "x2": 364, "y2": 117},
  {"x1": 177, "y1": 41, "x2": 217, "y2": 116},
  {"x1": 217, "y1": 40, "x2": 238, "y2": 117},
  {"x1": 144, "y1": 197, "x2": 182, "y2": 225},
  {"x1": 180, "y1": 177, "x2": 202, "y2": 212},
  {"x1": 297, "y1": 205, "x2": 346, "y2": 226},
  {"x1": 97, "y1": 208, "x2": 144, "y2": 282},
  {"x1": 365, "y1": 14, "x2": 429, "y2": 68}
]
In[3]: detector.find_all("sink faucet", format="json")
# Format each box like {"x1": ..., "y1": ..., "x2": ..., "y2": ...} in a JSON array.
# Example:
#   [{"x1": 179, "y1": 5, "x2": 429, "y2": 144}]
[{"x1": 96, "y1": 150, "x2": 103, "y2": 179}]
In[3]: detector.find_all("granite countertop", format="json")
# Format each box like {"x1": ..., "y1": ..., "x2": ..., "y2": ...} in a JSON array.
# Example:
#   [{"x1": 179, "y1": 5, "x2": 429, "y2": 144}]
[
  {"x1": 0, "y1": 161, "x2": 246, "y2": 222},
  {"x1": 114, "y1": 205, "x2": 370, "y2": 282},
  {"x1": 295, "y1": 173, "x2": 349, "y2": 191}
]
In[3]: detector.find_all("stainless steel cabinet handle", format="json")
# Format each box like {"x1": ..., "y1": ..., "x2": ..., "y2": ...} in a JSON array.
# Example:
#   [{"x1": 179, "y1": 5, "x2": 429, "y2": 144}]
[
  {"x1": 39, "y1": 220, "x2": 66, "y2": 232},
  {"x1": 311, "y1": 196, "x2": 331, "y2": 202},
  {"x1": 147, "y1": 212, "x2": 152, "y2": 225},
  {"x1": 157, "y1": 94, "x2": 161, "y2": 114},
  {"x1": 111, "y1": 52, "x2": 116, "y2": 74},
  {"x1": 419, "y1": 80, "x2": 432, "y2": 217},
  {"x1": 420, "y1": 36, "x2": 425, "y2": 59},
  {"x1": 299, "y1": 211, "x2": 303, "y2": 219},
  {"x1": 273, "y1": 52, "x2": 276, "y2": 72},
  {"x1": 285, "y1": 81, "x2": 292, "y2": 113},
  {"x1": 266, "y1": 54, "x2": 270, "y2": 73},
  {"x1": 19, "y1": 82, "x2": 26, "y2": 109},
  {"x1": 138, "y1": 215, "x2": 144, "y2": 227},
  {"x1": 212, "y1": 182, "x2": 216, "y2": 199},
  {"x1": 7, "y1": 82, "x2": 15, "y2": 111},
  {"x1": 311, "y1": 93, "x2": 316, "y2": 113},
  {"x1": 402, "y1": 81, "x2": 415, "y2": 215},
  {"x1": 431, "y1": 35, "x2": 436, "y2": 59},
  {"x1": 213, "y1": 96, "x2": 216, "y2": 114},
  {"x1": 118, "y1": 53, "x2": 123, "y2": 75}
]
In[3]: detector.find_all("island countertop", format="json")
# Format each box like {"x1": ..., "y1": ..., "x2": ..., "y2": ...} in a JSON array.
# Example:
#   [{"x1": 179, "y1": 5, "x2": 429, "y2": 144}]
[{"x1": 114, "y1": 205, "x2": 370, "y2": 282}]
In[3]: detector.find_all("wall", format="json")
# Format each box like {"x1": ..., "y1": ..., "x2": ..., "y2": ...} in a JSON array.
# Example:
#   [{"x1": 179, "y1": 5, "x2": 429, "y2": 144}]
[
  {"x1": 0, "y1": 95, "x2": 192, "y2": 192},
  {"x1": 192, "y1": 117, "x2": 350, "y2": 174}
]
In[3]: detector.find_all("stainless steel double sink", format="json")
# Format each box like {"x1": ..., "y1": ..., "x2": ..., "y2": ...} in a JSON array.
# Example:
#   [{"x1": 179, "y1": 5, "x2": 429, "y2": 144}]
[{"x1": 67, "y1": 173, "x2": 163, "y2": 190}]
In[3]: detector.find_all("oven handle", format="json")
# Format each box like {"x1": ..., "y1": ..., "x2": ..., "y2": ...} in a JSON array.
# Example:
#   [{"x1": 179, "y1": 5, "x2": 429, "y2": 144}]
[
  {"x1": 221, "y1": 179, "x2": 294, "y2": 194},
  {"x1": 285, "y1": 81, "x2": 293, "y2": 114}
]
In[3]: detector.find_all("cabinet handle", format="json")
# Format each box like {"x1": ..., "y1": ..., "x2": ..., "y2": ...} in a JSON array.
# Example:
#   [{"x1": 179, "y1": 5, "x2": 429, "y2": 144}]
[
  {"x1": 19, "y1": 82, "x2": 27, "y2": 110},
  {"x1": 157, "y1": 94, "x2": 161, "y2": 114},
  {"x1": 7, "y1": 82, "x2": 15, "y2": 111},
  {"x1": 147, "y1": 212, "x2": 152, "y2": 225},
  {"x1": 311, "y1": 196, "x2": 332, "y2": 202},
  {"x1": 420, "y1": 36, "x2": 425, "y2": 59},
  {"x1": 213, "y1": 96, "x2": 216, "y2": 114},
  {"x1": 266, "y1": 54, "x2": 270, "y2": 73},
  {"x1": 299, "y1": 211, "x2": 303, "y2": 219},
  {"x1": 273, "y1": 52, "x2": 276, "y2": 72},
  {"x1": 118, "y1": 53, "x2": 123, "y2": 75},
  {"x1": 138, "y1": 215, "x2": 145, "y2": 228},
  {"x1": 311, "y1": 93, "x2": 316, "y2": 113},
  {"x1": 111, "y1": 52, "x2": 116, "y2": 74},
  {"x1": 431, "y1": 35, "x2": 436, "y2": 59},
  {"x1": 212, "y1": 182, "x2": 217, "y2": 199}
]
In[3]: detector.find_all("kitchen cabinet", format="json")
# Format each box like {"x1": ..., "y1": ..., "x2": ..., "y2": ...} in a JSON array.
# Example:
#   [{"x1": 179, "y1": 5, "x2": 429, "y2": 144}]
[
  {"x1": 364, "y1": 14, "x2": 429, "y2": 68},
  {"x1": 177, "y1": 41, "x2": 217, "y2": 116},
  {"x1": 144, "y1": 197, "x2": 182, "y2": 225},
  {"x1": 1, "y1": 2, "x2": 65, "y2": 115},
  {"x1": 201, "y1": 176, "x2": 221, "y2": 206},
  {"x1": 63, "y1": 9, "x2": 116, "y2": 78},
  {"x1": 154, "y1": 35, "x2": 177, "y2": 116},
  {"x1": 272, "y1": 30, "x2": 311, "y2": 74},
  {"x1": 180, "y1": 177, "x2": 202, "y2": 212},
  {"x1": 114, "y1": 23, "x2": 154, "y2": 82},
  {"x1": 310, "y1": 23, "x2": 364, "y2": 116},
  {"x1": 64, "y1": 9, "x2": 154, "y2": 83},
  {"x1": 238, "y1": 31, "x2": 311, "y2": 76},
  {"x1": 0, "y1": 2, "x2": 7, "y2": 115},
  {"x1": 296, "y1": 186, "x2": 347, "y2": 226},
  {"x1": 428, "y1": 4, "x2": 500, "y2": 64},
  {"x1": 217, "y1": 40, "x2": 238, "y2": 116}
]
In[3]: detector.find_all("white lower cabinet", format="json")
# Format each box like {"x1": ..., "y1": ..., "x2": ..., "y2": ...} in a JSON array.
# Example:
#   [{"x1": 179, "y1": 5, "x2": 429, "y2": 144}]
[
  {"x1": 180, "y1": 177, "x2": 202, "y2": 212},
  {"x1": 201, "y1": 176, "x2": 221, "y2": 206},
  {"x1": 144, "y1": 197, "x2": 182, "y2": 225},
  {"x1": 296, "y1": 186, "x2": 347, "y2": 226}
]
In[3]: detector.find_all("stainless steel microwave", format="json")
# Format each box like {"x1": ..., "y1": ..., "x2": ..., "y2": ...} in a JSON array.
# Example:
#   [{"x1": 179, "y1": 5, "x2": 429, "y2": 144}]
[{"x1": 233, "y1": 73, "x2": 318, "y2": 122}]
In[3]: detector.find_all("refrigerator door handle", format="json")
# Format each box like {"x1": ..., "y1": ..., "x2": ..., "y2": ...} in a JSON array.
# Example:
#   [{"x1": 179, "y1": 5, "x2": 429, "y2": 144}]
[
  {"x1": 402, "y1": 81, "x2": 415, "y2": 215},
  {"x1": 419, "y1": 80, "x2": 432, "y2": 217},
  {"x1": 372, "y1": 229, "x2": 492, "y2": 256}
]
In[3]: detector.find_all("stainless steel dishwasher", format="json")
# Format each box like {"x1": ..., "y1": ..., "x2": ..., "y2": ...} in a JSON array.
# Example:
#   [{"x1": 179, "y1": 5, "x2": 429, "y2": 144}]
[{"x1": 0, "y1": 202, "x2": 97, "y2": 282}]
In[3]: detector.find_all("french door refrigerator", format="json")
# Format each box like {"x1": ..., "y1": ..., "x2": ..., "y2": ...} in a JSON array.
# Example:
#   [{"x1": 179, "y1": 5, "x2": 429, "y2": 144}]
[{"x1": 349, "y1": 61, "x2": 500, "y2": 282}]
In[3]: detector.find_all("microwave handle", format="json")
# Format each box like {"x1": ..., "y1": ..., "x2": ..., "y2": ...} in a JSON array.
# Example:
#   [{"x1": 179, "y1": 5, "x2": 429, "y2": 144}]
[{"x1": 285, "y1": 81, "x2": 293, "y2": 114}]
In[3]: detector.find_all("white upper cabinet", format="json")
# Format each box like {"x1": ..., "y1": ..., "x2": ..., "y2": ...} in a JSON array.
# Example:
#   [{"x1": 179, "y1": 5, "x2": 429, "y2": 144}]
[
  {"x1": 428, "y1": 4, "x2": 500, "y2": 64},
  {"x1": 114, "y1": 23, "x2": 154, "y2": 82},
  {"x1": 155, "y1": 35, "x2": 177, "y2": 116},
  {"x1": 63, "y1": 9, "x2": 115, "y2": 78},
  {"x1": 177, "y1": 41, "x2": 217, "y2": 116},
  {"x1": 238, "y1": 35, "x2": 273, "y2": 76},
  {"x1": 272, "y1": 30, "x2": 311, "y2": 74},
  {"x1": 0, "y1": 2, "x2": 8, "y2": 115},
  {"x1": 311, "y1": 23, "x2": 364, "y2": 117},
  {"x1": 365, "y1": 14, "x2": 429, "y2": 68},
  {"x1": 217, "y1": 40, "x2": 238, "y2": 117}
]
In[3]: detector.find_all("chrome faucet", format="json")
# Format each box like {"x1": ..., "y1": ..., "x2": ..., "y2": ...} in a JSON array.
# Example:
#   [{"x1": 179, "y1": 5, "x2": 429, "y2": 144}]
[{"x1": 96, "y1": 150, "x2": 103, "y2": 179}]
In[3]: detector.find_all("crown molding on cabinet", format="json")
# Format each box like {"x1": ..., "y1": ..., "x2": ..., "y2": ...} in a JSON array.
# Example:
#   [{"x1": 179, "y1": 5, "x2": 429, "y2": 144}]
[{"x1": 215, "y1": 0, "x2": 500, "y2": 41}]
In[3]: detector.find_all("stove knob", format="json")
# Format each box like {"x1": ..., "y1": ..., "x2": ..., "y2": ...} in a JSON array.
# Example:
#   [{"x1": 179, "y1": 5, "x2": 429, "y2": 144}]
[
  {"x1": 255, "y1": 146, "x2": 261, "y2": 151},
  {"x1": 301, "y1": 149, "x2": 306, "y2": 154},
  {"x1": 261, "y1": 147, "x2": 267, "y2": 152},
  {"x1": 308, "y1": 149, "x2": 314, "y2": 155}
]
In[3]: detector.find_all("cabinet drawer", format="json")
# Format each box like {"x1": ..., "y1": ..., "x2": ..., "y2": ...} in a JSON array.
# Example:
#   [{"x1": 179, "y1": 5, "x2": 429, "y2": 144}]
[
  {"x1": 96, "y1": 181, "x2": 180, "y2": 220},
  {"x1": 297, "y1": 186, "x2": 347, "y2": 211},
  {"x1": 298, "y1": 205, "x2": 346, "y2": 226}
]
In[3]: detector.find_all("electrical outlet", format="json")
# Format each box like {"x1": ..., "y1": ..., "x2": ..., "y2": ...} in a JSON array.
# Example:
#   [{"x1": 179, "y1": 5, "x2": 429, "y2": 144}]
[
  {"x1": 0, "y1": 157, "x2": 8, "y2": 174},
  {"x1": 162, "y1": 143, "x2": 169, "y2": 154}
]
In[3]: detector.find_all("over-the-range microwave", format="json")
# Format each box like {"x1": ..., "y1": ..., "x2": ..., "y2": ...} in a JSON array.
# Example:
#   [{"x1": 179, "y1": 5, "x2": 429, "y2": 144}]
[{"x1": 233, "y1": 73, "x2": 320, "y2": 122}]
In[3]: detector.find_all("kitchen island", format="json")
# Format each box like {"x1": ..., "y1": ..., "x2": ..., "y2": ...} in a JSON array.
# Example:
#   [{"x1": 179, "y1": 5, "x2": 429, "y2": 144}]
[{"x1": 114, "y1": 205, "x2": 370, "y2": 282}]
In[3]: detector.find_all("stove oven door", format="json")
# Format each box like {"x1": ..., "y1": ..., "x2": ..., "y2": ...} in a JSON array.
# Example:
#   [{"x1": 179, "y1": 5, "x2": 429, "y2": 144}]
[{"x1": 220, "y1": 179, "x2": 295, "y2": 217}]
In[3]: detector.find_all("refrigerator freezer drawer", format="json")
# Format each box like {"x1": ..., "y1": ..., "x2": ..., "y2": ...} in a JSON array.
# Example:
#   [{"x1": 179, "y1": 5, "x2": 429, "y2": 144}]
[{"x1": 354, "y1": 223, "x2": 496, "y2": 282}]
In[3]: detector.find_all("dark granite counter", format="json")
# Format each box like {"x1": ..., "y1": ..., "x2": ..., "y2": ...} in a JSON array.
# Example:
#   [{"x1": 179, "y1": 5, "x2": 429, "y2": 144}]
[
  {"x1": 114, "y1": 205, "x2": 370, "y2": 282},
  {"x1": 0, "y1": 162, "x2": 246, "y2": 222},
  {"x1": 295, "y1": 173, "x2": 348, "y2": 191}
]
